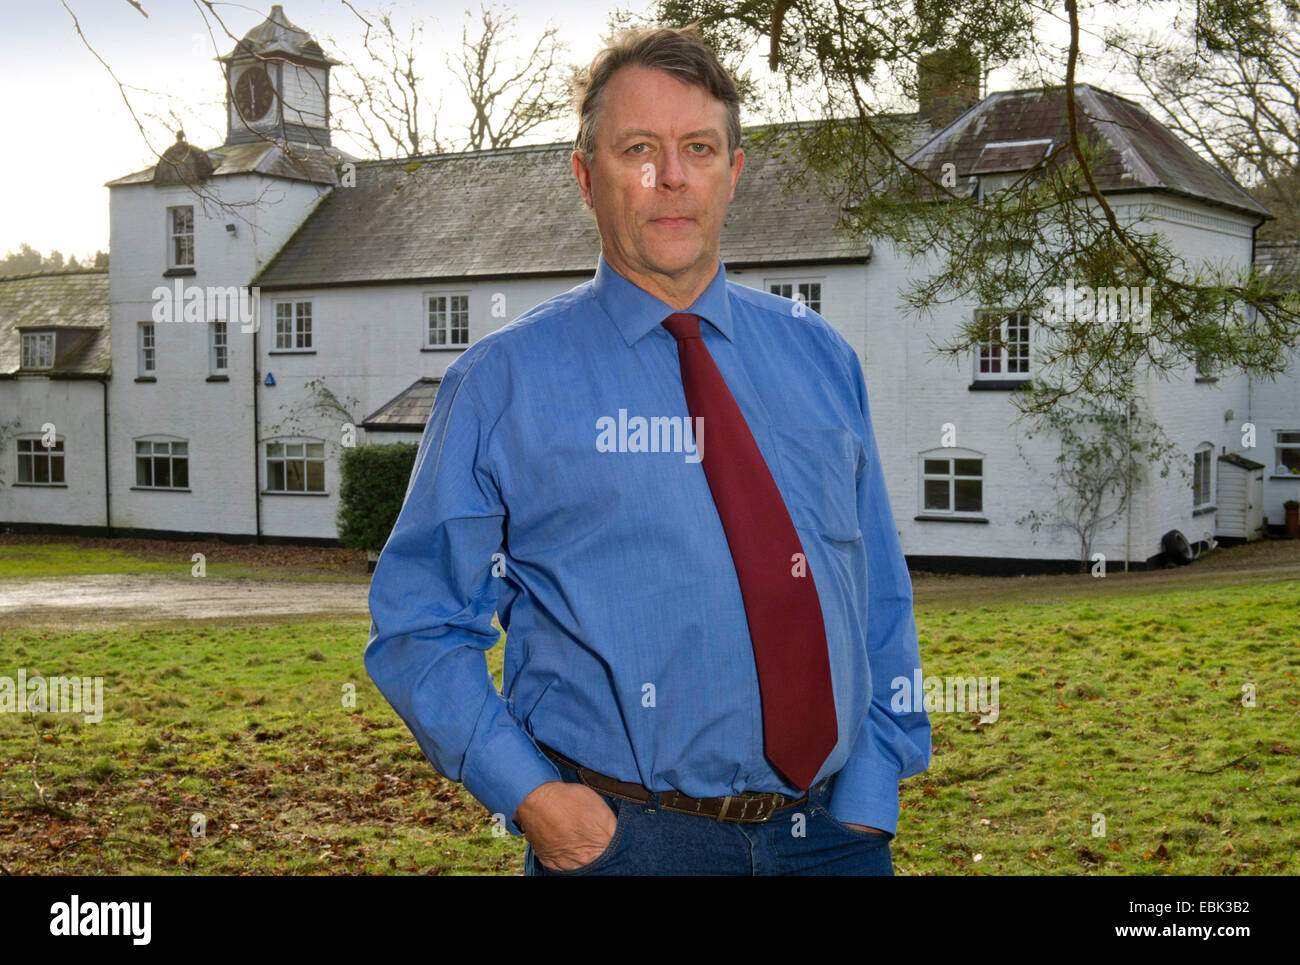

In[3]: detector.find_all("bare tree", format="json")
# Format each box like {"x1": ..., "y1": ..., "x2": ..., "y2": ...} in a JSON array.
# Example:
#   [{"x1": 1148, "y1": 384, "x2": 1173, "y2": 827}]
[
  {"x1": 1110, "y1": 0, "x2": 1300, "y2": 240},
  {"x1": 452, "y1": 3, "x2": 575, "y2": 151},
  {"x1": 329, "y1": 2, "x2": 575, "y2": 158},
  {"x1": 329, "y1": 8, "x2": 447, "y2": 157}
]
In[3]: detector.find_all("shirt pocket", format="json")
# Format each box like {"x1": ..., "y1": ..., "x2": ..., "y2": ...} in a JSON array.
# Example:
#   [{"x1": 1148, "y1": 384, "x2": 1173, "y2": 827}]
[{"x1": 766, "y1": 423, "x2": 864, "y2": 544}]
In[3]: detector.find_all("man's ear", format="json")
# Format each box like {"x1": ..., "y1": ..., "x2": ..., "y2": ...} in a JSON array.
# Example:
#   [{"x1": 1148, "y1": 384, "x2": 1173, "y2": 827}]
[
  {"x1": 728, "y1": 148, "x2": 745, "y2": 202},
  {"x1": 572, "y1": 150, "x2": 594, "y2": 208}
]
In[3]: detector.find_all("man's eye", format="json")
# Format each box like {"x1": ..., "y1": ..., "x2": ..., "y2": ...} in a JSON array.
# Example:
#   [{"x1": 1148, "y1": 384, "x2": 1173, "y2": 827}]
[
  {"x1": 688, "y1": 143, "x2": 711, "y2": 154},
  {"x1": 628, "y1": 143, "x2": 649, "y2": 154}
]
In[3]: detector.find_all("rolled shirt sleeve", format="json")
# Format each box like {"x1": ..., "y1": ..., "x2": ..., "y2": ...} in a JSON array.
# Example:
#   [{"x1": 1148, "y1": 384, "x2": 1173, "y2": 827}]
[
  {"x1": 364, "y1": 353, "x2": 560, "y2": 836},
  {"x1": 826, "y1": 349, "x2": 932, "y2": 834}
]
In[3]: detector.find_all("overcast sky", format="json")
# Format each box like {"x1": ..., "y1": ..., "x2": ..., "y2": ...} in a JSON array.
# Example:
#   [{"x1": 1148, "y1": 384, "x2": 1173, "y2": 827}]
[{"x1": 0, "y1": 0, "x2": 1164, "y2": 261}]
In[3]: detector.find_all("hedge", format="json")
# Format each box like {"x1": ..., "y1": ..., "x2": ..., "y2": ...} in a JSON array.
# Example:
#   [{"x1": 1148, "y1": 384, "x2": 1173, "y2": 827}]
[{"x1": 336, "y1": 442, "x2": 419, "y2": 553}]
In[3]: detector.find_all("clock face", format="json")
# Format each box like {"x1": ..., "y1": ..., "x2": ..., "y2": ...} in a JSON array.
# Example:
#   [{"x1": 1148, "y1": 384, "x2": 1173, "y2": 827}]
[{"x1": 233, "y1": 66, "x2": 275, "y2": 122}]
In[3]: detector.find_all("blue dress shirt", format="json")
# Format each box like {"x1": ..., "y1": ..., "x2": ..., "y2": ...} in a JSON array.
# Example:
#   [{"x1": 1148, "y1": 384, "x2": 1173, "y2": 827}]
[{"x1": 365, "y1": 254, "x2": 931, "y2": 837}]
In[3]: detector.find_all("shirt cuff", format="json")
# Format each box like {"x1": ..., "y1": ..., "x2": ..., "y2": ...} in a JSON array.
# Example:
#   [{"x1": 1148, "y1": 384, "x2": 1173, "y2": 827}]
[
  {"x1": 460, "y1": 725, "x2": 562, "y2": 836},
  {"x1": 826, "y1": 758, "x2": 902, "y2": 835}
]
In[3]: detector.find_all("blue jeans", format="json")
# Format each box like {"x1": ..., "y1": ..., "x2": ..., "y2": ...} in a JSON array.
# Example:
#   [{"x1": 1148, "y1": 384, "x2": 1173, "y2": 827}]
[{"x1": 523, "y1": 757, "x2": 895, "y2": 876}]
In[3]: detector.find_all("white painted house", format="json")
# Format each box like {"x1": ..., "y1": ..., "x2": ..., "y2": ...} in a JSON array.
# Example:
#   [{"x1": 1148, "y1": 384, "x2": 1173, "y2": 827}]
[{"x1": 3, "y1": 5, "x2": 1298, "y2": 572}]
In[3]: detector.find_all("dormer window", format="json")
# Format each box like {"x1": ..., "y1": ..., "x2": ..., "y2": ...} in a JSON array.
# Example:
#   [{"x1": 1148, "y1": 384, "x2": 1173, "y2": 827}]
[
  {"x1": 972, "y1": 139, "x2": 1053, "y2": 200},
  {"x1": 20, "y1": 331, "x2": 54, "y2": 370},
  {"x1": 168, "y1": 206, "x2": 194, "y2": 268}
]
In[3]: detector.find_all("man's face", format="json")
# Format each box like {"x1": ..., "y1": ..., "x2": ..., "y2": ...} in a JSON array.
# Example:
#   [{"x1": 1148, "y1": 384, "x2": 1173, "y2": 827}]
[{"x1": 573, "y1": 65, "x2": 744, "y2": 298}]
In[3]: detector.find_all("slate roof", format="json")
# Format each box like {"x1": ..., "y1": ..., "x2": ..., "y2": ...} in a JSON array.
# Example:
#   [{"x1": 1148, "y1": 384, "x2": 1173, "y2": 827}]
[
  {"x1": 0, "y1": 270, "x2": 110, "y2": 378},
  {"x1": 218, "y1": 4, "x2": 339, "y2": 67},
  {"x1": 106, "y1": 139, "x2": 351, "y2": 188},
  {"x1": 1219, "y1": 452, "x2": 1266, "y2": 471},
  {"x1": 362, "y1": 377, "x2": 442, "y2": 430},
  {"x1": 252, "y1": 129, "x2": 874, "y2": 290},
  {"x1": 906, "y1": 84, "x2": 1270, "y2": 219},
  {"x1": 1256, "y1": 240, "x2": 1300, "y2": 293}
]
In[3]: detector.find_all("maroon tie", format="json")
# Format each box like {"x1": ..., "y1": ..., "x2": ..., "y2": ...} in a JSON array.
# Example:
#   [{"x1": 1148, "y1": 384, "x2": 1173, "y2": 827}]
[{"x1": 662, "y1": 312, "x2": 837, "y2": 790}]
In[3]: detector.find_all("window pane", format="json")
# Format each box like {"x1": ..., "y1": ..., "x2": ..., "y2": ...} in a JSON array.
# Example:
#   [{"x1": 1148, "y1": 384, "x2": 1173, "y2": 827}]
[
  {"x1": 136, "y1": 457, "x2": 152, "y2": 487},
  {"x1": 954, "y1": 459, "x2": 982, "y2": 476},
  {"x1": 306, "y1": 460, "x2": 325, "y2": 491},
  {"x1": 924, "y1": 480, "x2": 950, "y2": 510},
  {"x1": 306, "y1": 443, "x2": 324, "y2": 458},
  {"x1": 172, "y1": 442, "x2": 187, "y2": 456},
  {"x1": 1278, "y1": 431, "x2": 1300, "y2": 444},
  {"x1": 18, "y1": 455, "x2": 32, "y2": 483},
  {"x1": 266, "y1": 443, "x2": 283, "y2": 458},
  {"x1": 173, "y1": 458, "x2": 188, "y2": 488},
  {"x1": 50, "y1": 455, "x2": 65, "y2": 484},
  {"x1": 923, "y1": 459, "x2": 948, "y2": 475},
  {"x1": 1280, "y1": 449, "x2": 1300, "y2": 472},
  {"x1": 136, "y1": 441, "x2": 150, "y2": 455},
  {"x1": 154, "y1": 457, "x2": 171, "y2": 488},
  {"x1": 955, "y1": 479, "x2": 982, "y2": 511},
  {"x1": 286, "y1": 460, "x2": 305, "y2": 491},
  {"x1": 33, "y1": 455, "x2": 49, "y2": 484},
  {"x1": 287, "y1": 444, "x2": 304, "y2": 458},
  {"x1": 269, "y1": 460, "x2": 285, "y2": 491}
]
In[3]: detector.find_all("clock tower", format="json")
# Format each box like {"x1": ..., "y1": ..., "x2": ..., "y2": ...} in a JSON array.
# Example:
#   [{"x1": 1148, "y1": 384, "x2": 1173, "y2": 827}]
[{"x1": 219, "y1": 5, "x2": 338, "y2": 147}]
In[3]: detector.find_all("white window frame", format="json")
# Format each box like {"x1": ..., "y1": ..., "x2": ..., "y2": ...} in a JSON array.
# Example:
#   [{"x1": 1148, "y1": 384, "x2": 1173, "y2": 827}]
[
  {"x1": 974, "y1": 308, "x2": 1031, "y2": 381},
  {"x1": 1274, "y1": 429, "x2": 1300, "y2": 477},
  {"x1": 138, "y1": 322, "x2": 155, "y2": 375},
  {"x1": 167, "y1": 205, "x2": 194, "y2": 268},
  {"x1": 264, "y1": 439, "x2": 327, "y2": 493},
  {"x1": 766, "y1": 278, "x2": 823, "y2": 315},
  {"x1": 134, "y1": 438, "x2": 189, "y2": 490},
  {"x1": 425, "y1": 292, "x2": 470, "y2": 348},
  {"x1": 919, "y1": 448, "x2": 985, "y2": 516},
  {"x1": 210, "y1": 319, "x2": 228, "y2": 375},
  {"x1": 274, "y1": 300, "x2": 313, "y2": 351},
  {"x1": 16, "y1": 435, "x2": 65, "y2": 485},
  {"x1": 1193, "y1": 444, "x2": 1214, "y2": 509},
  {"x1": 20, "y1": 331, "x2": 54, "y2": 369}
]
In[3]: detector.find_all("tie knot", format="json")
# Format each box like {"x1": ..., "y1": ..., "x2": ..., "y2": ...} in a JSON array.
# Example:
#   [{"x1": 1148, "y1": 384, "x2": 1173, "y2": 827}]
[{"x1": 662, "y1": 312, "x2": 702, "y2": 341}]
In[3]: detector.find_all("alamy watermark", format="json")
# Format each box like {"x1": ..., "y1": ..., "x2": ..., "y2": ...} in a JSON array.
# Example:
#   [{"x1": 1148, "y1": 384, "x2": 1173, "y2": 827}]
[
  {"x1": 0, "y1": 669, "x2": 103, "y2": 723},
  {"x1": 1040, "y1": 279, "x2": 1152, "y2": 332},
  {"x1": 891, "y1": 670, "x2": 999, "y2": 723},
  {"x1": 596, "y1": 409, "x2": 703, "y2": 463},
  {"x1": 151, "y1": 281, "x2": 259, "y2": 333}
]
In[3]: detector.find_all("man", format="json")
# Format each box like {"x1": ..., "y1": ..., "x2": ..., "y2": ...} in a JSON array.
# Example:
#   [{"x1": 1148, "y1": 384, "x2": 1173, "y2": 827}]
[{"x1": 365, "y1": 25, "x2": 930, "y2": 876}]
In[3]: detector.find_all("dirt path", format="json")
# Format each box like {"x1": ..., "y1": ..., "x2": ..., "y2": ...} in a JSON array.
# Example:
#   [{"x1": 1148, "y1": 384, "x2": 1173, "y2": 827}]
[
  {"x1": 0, "y1": 574, "x2": 371, "y2": 629},
  {"x1": 908, "y1": 538, "x2": 1300, "y2": 608},
  {"x1": 2, "y1": 539, "x2": 1298, "y2": 629}
]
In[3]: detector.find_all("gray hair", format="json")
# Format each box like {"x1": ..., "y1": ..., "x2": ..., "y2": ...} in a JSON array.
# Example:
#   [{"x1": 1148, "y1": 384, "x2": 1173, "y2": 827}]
[{"x1": 573, "y1": 25, "x2": 742, "y2": 166}]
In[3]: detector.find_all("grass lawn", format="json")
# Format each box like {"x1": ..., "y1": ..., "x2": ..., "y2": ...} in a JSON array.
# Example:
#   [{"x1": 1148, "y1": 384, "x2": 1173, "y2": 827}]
[
  {"x1": 0, "y1": 541, "x2": 368, "y2": 582},
  {"x1": 1, "y1": 579, "x2": 1296, "y2": 874}
]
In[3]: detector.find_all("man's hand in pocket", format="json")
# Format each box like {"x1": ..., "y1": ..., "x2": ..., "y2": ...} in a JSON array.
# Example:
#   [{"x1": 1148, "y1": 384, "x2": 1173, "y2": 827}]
[{"x1": 515, "y1": 781, "x2": 618, "y2": 870}]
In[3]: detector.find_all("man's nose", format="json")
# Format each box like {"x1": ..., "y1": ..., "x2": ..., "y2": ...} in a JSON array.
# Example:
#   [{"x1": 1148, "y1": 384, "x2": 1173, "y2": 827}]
[{"x1": 658, "y1": 148, "x2": 687, "y2": 189}]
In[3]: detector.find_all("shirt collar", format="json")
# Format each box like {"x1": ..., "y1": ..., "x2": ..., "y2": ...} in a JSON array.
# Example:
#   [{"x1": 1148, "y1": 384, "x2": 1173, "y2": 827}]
[{"x1": 593, "y1": 253, "x2": 735, "y2": 346}]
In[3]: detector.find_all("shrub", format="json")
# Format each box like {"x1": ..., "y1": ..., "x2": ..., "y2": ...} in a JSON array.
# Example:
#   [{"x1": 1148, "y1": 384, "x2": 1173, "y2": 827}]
[{"x1": 336, "y1": 443, "x2": 418, "y2": 553}]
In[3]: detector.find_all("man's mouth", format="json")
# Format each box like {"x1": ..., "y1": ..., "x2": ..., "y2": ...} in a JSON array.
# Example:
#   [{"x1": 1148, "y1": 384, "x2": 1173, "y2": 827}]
[{"x1": 650, "y1": 216, "x2": 694, "y2": 227}]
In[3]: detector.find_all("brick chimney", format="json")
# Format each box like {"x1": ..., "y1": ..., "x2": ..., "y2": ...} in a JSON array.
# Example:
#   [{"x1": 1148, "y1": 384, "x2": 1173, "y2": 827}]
[{"x1": 917, "y1": 47, "x2": 982, "y2": 128}]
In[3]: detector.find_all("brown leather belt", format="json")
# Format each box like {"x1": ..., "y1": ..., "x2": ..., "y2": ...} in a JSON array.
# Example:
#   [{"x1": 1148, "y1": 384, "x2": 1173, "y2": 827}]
[{"x1": 536, "y1": 740, "x2": 809, "y2": 823}]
